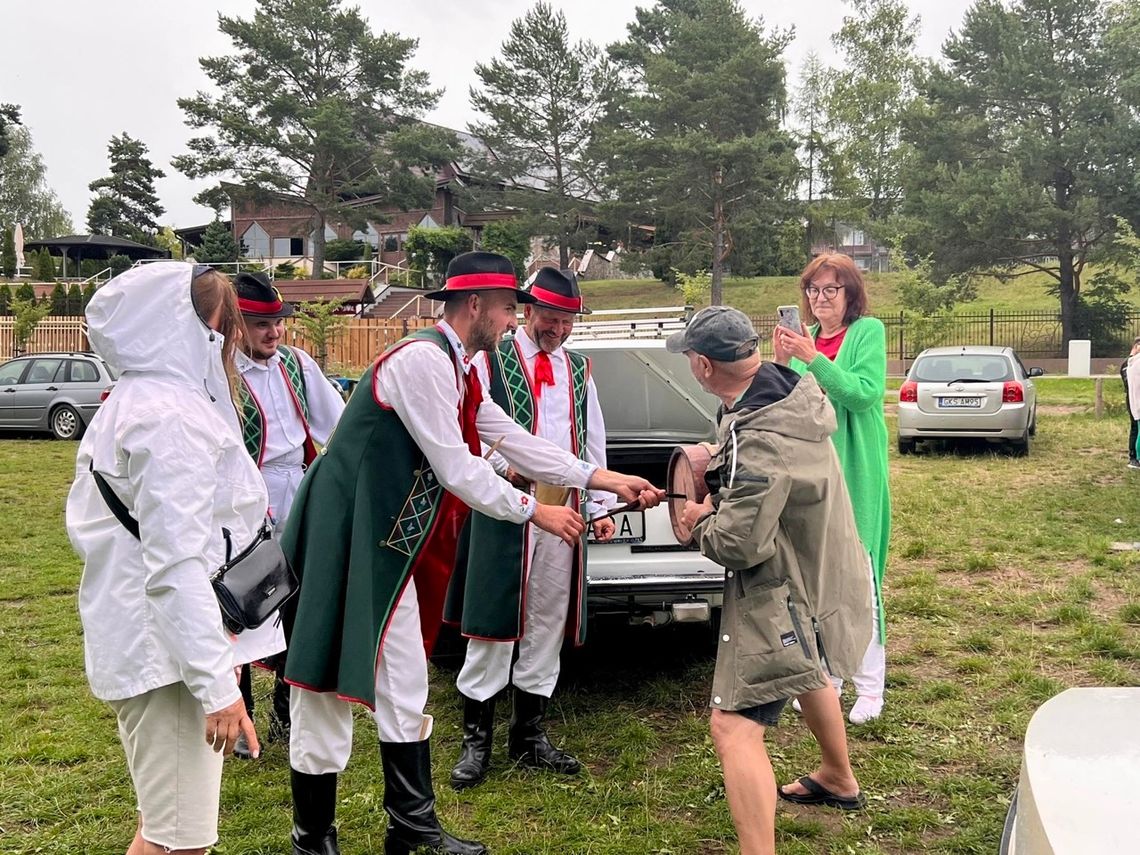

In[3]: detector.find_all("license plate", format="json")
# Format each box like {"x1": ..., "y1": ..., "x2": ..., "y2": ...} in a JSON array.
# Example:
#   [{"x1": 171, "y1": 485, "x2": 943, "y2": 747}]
[
  {"x1": 588, "y1": 510, "x2": 645, "y2": 544},
  {"x1": 938, "y1": 396, "x2": 982, "y2": 408}
]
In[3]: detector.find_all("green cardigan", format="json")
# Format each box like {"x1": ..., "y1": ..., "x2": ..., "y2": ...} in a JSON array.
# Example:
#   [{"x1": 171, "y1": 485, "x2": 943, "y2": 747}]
[{"x1": 790, "y1": 315, "x2": 891, "y2": 643}]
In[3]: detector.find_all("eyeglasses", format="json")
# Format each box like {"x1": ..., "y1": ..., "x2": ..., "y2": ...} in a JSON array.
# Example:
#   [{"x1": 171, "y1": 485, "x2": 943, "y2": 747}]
[{"x1": 804, "y1": 285, "x2": 842, "y2": 300}]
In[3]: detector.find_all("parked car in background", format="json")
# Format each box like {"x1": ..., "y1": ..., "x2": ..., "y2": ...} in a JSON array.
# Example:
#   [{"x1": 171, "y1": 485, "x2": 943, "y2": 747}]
[
  {"x1": 570, "y1": 338, "x2": 725, "y2": 626},
  {"x1": 0, "y1": 352, "x2": 116, "y2": 439},
  {"x1": 897, "y1": 345, "x2": 1042, "y2": 455}
]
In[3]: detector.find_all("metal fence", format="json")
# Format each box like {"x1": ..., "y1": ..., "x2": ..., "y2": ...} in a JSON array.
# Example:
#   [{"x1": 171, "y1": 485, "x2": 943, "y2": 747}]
[{"x1": 752, "y1": 309, "x2": 1140, "y2": 361}]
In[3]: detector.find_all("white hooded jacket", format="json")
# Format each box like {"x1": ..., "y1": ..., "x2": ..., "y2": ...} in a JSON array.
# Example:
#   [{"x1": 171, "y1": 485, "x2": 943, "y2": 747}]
[{"x1": 66, "y1": 262, "x2": 276, "y2": 714}]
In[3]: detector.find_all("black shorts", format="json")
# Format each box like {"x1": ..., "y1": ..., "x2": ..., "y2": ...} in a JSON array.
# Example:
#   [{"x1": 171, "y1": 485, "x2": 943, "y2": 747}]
[{"x1": 733, "y1": 698, "x2": 788, "y2": 727}]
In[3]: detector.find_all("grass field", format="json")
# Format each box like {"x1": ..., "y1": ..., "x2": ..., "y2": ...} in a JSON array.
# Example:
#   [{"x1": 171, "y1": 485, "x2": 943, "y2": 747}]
[
  {"x1": 2, "y1": 378, "x2": 1139, "y2": 854},
  {"x1": 581, "y1": 267, "x2": 1140, "y2": 317}
]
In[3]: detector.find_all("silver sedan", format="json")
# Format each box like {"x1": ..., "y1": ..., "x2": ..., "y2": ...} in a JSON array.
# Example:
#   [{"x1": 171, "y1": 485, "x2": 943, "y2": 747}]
[{"x1": 897, "y1": 345, "x2": 1042, "y2": 455}]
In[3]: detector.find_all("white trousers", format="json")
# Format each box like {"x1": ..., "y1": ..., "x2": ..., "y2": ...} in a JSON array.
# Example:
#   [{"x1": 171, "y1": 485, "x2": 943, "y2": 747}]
[
  {"x1": 456, "y1": 527, "x2": 574, "y2": 702},
  {"x1": 831, "y1": 551, "x2": 886, "y2": 698},
  {"x1": 289, "y1": 579, "x2": 433, "y2": 775}
]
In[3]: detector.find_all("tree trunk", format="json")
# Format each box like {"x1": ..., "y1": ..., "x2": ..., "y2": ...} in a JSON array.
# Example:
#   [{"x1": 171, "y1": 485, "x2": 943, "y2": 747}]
[
  {"x1": 1054, "y1": 161, "x2": 1076, "y2": 347},
  {"x1": 711, "y1": 176, "x2": 725, "y2": 307},
  {"x1": 311, "y1": 210, "x2": 327, "y2": 280},
  {"x1": 1058, "y1": 245, "x2": 1077, "y2": 348}
]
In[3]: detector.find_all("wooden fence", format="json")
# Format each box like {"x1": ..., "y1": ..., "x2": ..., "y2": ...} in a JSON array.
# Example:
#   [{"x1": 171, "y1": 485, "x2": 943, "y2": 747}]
[
  {"x1": 0, "y1": 318, "x2": 89, "y2": 357},
  {"x1": 1, "y1": 316, "x2": 436, "y2": 368}
]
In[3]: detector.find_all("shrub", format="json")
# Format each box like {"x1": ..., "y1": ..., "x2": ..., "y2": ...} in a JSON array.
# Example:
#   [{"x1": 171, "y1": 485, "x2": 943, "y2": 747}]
[
  {"x1": 404, "y1": 225, "x2": 473, "y2": 288},
  {"x1": 324, "y1": 238, "x2": 370, "y2": 262}
]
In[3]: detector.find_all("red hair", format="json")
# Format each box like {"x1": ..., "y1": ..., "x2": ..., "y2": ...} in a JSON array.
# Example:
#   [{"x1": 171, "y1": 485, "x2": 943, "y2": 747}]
[{"x1": 799, "y1": 253, "x2": 869, "y2": 326}]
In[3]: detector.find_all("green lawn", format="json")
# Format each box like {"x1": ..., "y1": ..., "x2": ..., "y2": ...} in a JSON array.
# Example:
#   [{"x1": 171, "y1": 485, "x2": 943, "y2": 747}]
[
  {"x1": 581, "y1": 267, "x2": 1139, "y2": 317},
  {"x1": 3, "y1": 392, "x2": 1139, "y2": 853}
]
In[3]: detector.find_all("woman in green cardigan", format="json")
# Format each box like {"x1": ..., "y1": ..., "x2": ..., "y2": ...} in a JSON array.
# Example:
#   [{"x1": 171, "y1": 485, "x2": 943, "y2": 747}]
[{"x1": 774, "y1": 253, "x2": 891, "y2": 726}]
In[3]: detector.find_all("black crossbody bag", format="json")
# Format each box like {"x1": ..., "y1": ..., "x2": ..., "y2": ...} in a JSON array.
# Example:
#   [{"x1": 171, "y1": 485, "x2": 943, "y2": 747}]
[{"x1": 89, "y1": 465, "x2": 299, "y2": 635}]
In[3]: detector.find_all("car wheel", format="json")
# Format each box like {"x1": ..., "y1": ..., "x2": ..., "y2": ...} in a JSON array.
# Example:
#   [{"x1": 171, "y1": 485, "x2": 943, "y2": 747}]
[
  {"x1": 50, "y1": 404, "x2": 84, "y2": 440},
  {"x1": 1009, "y1": 429, "x2": 1030, "y2": 457},
  {"x1": 897, "y1": 436, "x2": 916, "y2": 455}
]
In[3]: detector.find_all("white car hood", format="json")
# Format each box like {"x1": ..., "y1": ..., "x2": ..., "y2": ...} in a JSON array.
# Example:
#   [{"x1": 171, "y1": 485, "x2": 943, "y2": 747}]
[{"x1": 568, "y1": 338, "x2": 718, "y2": 444}]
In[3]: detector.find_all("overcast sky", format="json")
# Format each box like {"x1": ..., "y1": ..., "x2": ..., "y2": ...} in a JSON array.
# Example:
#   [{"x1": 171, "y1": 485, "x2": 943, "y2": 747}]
[{"x1": 1, "y1": 0, "x2": 974, "y2": 231}]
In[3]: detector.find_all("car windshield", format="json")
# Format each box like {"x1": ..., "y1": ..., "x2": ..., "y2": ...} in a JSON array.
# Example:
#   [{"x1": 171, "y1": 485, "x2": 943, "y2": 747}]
[{"x1": 912, "y1": 355, "x2": 1014, "y2": 383}]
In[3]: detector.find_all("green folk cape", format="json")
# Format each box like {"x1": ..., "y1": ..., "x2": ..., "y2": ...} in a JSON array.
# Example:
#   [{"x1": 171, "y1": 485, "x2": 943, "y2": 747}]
[
  {"x1": 790, "y1": 315, "x2": 891, "y2": 643},
  {"x1": 281, "y1": 327, "x2": 476, "y2": 708},
  {"x1": 444, "y1": 338, "x2": 592, "y2": 645}
]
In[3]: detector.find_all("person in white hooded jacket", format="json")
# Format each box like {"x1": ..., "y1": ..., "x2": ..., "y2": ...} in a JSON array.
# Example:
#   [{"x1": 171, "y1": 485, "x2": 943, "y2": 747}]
[{"x1": 65, "y1": 262, "x2": 273, "y2": 855}]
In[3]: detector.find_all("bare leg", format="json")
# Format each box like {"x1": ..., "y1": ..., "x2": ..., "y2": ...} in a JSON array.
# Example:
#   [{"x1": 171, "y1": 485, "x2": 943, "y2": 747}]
[
  {"x1": 781, "y1": 684, "x2": 860, "y2": 799},
  {"x1": 710, "y1": 709, "x2": 776, "y2": 855}
]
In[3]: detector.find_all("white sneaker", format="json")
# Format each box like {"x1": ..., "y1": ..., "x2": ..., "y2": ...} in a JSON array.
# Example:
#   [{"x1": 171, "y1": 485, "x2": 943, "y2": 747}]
[
  {"x1": 791, "y1": 681, "x2": 842, "y2": 714},
  {"x1": 849, "y1": 696, "x2": 883, "y2": 724}
]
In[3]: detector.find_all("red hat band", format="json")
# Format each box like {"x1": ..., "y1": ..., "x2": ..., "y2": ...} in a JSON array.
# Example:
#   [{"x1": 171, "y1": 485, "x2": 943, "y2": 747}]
[
  {"x1": 445, "y1": 272, "x2": 519, "y2": 291},
  {"x1": 239, "y1": 296, "x2": 285, "y2": 314},
  {"x1": 530, "y1": 285, "x2": 582, "y2": 313}
]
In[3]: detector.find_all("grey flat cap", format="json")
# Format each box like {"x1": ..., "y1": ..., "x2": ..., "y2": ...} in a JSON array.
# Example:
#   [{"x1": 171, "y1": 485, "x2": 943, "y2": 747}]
[{"x1": 666, "y1": 305, "x2": 759, "y2": 362}]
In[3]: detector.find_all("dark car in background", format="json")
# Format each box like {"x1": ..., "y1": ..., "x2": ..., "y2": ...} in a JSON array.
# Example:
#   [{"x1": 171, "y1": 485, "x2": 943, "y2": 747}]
[{"x1": 0, "y1": 352, "x2": 116, "y2": 439}]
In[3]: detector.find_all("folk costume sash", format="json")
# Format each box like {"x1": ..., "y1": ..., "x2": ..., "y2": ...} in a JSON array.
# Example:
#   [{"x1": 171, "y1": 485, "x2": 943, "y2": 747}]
[
  {"x1": 238, "y1": 345, "x2": 318, "y2": 467},
  {"x1": 444, "y1": 337, "x2": 592, "y2": 645},
  {"x1": 281, "y1": 326, "x2": 480, "y2": 708}
]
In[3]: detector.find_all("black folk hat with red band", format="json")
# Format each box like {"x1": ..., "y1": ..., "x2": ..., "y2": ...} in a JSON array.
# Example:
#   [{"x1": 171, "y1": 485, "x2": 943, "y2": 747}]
[
  {"x1": 425, "y1": 251, "x2": 536, "y2": 303},
  {"x1": 528, "y1": 266, "x2": 592, "y2": 315},
  {"x1": 234, "y1": 272, "x2": 295, "y2": 318}
]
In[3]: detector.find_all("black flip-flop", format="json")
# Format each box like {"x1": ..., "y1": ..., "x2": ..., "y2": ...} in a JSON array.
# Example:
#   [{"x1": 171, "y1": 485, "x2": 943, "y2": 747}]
[{"x1": 778, "y1": 775, "x2": 867, "y2": 811}]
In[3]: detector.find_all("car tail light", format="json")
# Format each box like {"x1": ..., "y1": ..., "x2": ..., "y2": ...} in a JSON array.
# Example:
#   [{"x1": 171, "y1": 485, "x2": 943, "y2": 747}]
[
  {"x1": 1002, "y1": 381, "x2": 1024, "y2": 403},
  {"x1": 899, "y1": 380, "x2": 918, "y2": 403},
  {"x1": 99, "y1": 386, "x2": 113, "y2": 402}
]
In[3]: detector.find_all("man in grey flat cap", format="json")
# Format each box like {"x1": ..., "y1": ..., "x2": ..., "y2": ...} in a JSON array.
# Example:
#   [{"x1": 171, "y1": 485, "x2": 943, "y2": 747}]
[{"x1": 669, "y1": 305, "x2": 872, "y2": 855}]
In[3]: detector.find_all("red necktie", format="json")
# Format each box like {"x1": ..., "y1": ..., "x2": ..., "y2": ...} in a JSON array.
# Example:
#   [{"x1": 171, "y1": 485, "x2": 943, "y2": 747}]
[
  {"x1": 534, "y1": 351, "x2": 555, "y2": 399},
  {"x1": 459, "y1": 367, "x2": 483, "y2": 456}
]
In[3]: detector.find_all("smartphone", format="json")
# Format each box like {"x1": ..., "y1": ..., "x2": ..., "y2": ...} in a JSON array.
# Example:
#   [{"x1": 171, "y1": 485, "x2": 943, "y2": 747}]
[{"x1": 776, "y1": 305, "x2": 801, "y2": 333}]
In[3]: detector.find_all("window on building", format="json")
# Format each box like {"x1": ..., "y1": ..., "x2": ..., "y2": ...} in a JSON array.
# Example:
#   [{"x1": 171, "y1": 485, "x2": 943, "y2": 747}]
[
  {"x1": 851, "y1": 230, "x2": 865, "y2": 246},
  {"x1": 383, "y1": 235, "x2": 400, "y2": 252},
  {"x1": 242, "y1": 223, "x2": 270, "y2": 258},
  {"x1": 272, "y1": 237, "x2": 305, "y2": 256}
]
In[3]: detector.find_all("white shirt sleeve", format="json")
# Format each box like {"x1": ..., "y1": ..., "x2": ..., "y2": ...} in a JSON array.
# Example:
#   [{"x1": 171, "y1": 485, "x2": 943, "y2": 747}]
[
  {"x1": 297, "y1": 348, "x2": 347, "y2": 447},
  {"x1": 476, "y1": 397, "x2": 597, "y2": 489},
  {"x1": 120, "y1": 414, "x2": 241, "y2": 715},
  {"x1": 583, "y1": 374, "x2": 616, "y2": 517},
  {"x1": 376, "y1": 343, "x2": 537, "y2": 523}
]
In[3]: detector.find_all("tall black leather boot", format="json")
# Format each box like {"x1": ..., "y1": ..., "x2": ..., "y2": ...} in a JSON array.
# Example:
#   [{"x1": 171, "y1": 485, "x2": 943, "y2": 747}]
[
  {"x1": 380, "y1": 739, "x2": 487, "y2": 855},
  {"x1": 290, "y1": 768, "x2": 340, "y2": 855},
  {"x1": 449, "y1": 695, "x2": 496, "y2": 791},
  {"x1": 507, "y1": 690, "x2": 581, "y2": 775}
]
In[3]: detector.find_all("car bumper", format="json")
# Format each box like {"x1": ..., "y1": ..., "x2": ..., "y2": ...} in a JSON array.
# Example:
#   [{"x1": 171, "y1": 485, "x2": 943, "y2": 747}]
[{"x1": 898, "y1": 402, "x2": 1030, "y2": 439}]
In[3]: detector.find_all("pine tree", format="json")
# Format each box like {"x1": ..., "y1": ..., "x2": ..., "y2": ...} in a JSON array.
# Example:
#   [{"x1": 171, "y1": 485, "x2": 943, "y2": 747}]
[
  {"x1": 87, "y1": 133, "x2": 165, "y2": 244},
  {"x1": 15, "y1": 282, "x2": 34, "y2": 301},
  {"x1": 174, "y1": 0, "x2": 456, "y2": 276},
  {"x1": 470, "y1": 4, "x2": 616, "y2": 267},
  {"x1": 0, "y1": 282, "x2": 12, "y2": 314},
  {"x1": 66, "y1": 283, "x2": 82, "y2": 316},
  {"x1": 194, "y1": 219, "x2": 240, "y2": 264},
  {"x1": 605, "y1": 0, "x2": 800, "y2": 304},
  {"x1": 33, "y1": 248, "x2": 56, "y2": 281},
  {"x1": 81, "y1": 283, "x2": 96, "y2": 310},
  {"x1": 50, "y1": 282, "x2": 67, "y2": 315}
]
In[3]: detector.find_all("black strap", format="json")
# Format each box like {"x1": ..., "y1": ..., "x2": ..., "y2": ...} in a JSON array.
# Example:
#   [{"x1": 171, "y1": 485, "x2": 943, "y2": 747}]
[{"x1": 89, "y1": 462, "x2": 140, "y2": 540}]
